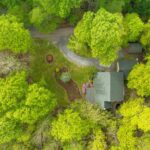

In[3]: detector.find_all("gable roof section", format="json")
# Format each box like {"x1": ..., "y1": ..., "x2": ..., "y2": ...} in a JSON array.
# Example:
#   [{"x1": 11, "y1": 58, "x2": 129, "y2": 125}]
[
  {"x1": 91, "y1": 72, "x2": 124, "y2": 108},
  {"x1": 127, "y1": 43, "x2": 142, "y2": 54},
  {"x1": 117, "y1": 59, "x2": 137, "y2": 79}
]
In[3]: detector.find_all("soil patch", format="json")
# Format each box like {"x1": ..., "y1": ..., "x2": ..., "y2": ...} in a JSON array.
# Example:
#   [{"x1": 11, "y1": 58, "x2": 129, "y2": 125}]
[
  {"x1": 46, "y1": 54, "x2": 54, "y2": 63},
  {"x1": 55, "y1": 67, "x2": 81, "y2": 101},
  {"x1": 57, "y1": 79, "x2": 82, "y2": 101}
]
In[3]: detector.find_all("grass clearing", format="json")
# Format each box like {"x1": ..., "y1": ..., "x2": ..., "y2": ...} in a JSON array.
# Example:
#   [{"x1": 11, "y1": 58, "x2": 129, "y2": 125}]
[{"x1": 29, "y1": 39, "x2": 97, "y2": 105}]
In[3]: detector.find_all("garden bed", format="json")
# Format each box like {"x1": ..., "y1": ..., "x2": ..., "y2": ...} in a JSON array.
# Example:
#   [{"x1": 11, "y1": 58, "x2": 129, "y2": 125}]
[{"x1": 56, "y1": 78, "x2": 81, "y2": 101}]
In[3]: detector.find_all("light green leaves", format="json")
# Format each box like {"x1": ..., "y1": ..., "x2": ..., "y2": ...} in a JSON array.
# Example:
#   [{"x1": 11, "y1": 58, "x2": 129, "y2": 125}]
[
  {"x1": 0, "y1": 15, "x2": 31, "y2": 53},
  {"x1": 51, "y1": 109, "x2": 91, "y2": 142},
  {"x1": 124, "y1": 13, "x2": 144, "y2": 42},
  {"x1": 128, "y1": 64, "x2": 150, "y2": 97}
]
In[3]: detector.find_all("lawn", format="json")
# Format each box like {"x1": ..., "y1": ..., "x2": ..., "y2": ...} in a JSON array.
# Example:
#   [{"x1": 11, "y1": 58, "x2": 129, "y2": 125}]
[{"x1": 29, "y1": 38, "x2": 97, "y2": 105}]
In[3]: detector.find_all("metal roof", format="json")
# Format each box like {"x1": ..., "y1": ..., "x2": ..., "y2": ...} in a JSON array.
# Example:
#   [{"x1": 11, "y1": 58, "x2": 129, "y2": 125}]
[
  {"x1": 86, "y1": 72, "x2": 124, "y2": 109},
  {"x1": 117, "y1": 59, "x2": 137, "y2": 79},
  {"x1": 127, "y1": 43, "x2": 142, "y2": 54}
]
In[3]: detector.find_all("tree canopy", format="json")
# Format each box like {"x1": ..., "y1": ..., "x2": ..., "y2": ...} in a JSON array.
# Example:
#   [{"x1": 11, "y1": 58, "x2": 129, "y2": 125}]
[
  {"x1": 124, "y1": 13, "x2": 144, "y2": 42},
  {"x1": 69, "y1": 8, "x2": 124, "y2": 66},
  {"x1": 128, "y1": 63, "x2": 150, "y2": 97},
  {"x1": 0, "y1": 71, "x2": 57, "y2": 144},
  {"x1": 51, "y1": 109, "x2": 92, "y2": 142},
  {"x1": 0, "y1": 15, "x2": 31, "y2": 53},
  {"x1": 141, "y1": 19, "x2": 150, "y2": 51}
]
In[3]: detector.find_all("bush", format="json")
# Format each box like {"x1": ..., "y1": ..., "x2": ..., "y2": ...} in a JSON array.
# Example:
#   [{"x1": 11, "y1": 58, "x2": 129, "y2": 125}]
[
  {"x1": 60, "y1": 72, "x2": 71, "y2": 83},
  {"x1": 141, "y1": 20, "x2": 150, "y2": 51},
  {"x1": 124, "y1": 13, "x2": 144, "y2": 42},
  {"x1": 0, "y1": 15, "x2": 31, "y2": 53}
]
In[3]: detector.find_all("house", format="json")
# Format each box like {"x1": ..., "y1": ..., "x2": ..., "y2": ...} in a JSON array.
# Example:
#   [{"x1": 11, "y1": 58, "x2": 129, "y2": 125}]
[
  {"x1": 86, "y1": 72, "x2": 124, "y2": 109},
  {"x1": 118, "y1": 43, "x2": 143, "y2": 59},
  {"x1": 127, "y1": 43, "x2": 143, "y2": 54},
  {"x1": 117, "y1": 59, "x2": 138, "y2": 79}
]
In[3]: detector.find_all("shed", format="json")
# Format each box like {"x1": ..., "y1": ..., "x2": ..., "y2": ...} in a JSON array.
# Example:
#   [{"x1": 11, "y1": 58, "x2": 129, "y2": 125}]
[
  {"x1": 86, "y1": 72, "x2": 124, "y2": 109},
  {"x1": 127, "y1": 43, "x2": 142, "y2": 54},
  {"x1": 117, "y1": 59, "x2": 137, "y2": 79}
]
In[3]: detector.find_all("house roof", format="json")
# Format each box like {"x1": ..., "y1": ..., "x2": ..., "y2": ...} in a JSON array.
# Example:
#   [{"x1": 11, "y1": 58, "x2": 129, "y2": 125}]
[
  {"x1": 117, "y1": 59, "x2": 137, "y2": 79},
  {"x1": 127, "y1": 43, "x2": 142, "y2": 54},
  {"x1": 86, "y1": 72, "x2": 124, "y2": 109}
]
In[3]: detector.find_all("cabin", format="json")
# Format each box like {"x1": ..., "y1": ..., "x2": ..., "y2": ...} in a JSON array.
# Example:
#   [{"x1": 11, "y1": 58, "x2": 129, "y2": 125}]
[
  {"x1": 86, "y1": 72, "x2": 124, "y2": 109},
  {"x1": 127, "y1": 43, "x2": 143, "y2": 54},
  {"x1": 117, "y1": 59, "x2": 138, "y2": 79},
  {"x1": 118, "y1": 43, "x2": 143, "y2": 59}
]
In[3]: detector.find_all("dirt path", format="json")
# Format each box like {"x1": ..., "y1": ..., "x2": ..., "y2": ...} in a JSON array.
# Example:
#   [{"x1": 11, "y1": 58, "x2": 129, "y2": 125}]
[
  {"x1": 57, "y1": 79, "x2": 82, "y2": 101},
  {"x1": 31, "y1": 27, "x2": 115, "y2": 71}
]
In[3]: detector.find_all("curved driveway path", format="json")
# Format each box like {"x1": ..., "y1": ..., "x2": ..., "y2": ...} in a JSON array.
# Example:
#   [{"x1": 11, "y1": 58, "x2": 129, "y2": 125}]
[{"x1": 31, "y1": 27, "x2": 115, "y2": 71}]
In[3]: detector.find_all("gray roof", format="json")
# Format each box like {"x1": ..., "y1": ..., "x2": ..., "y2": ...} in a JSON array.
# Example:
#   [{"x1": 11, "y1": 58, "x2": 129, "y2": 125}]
[
  {"x1": 86, "y1": 72, "x2": 124, "y2": 109},
  {"x1": 117, "y1": 59, "x2": 137, "y2": 79},
  {"x1": 127, "y1": 43, "x2": 142, "y2": 54}
]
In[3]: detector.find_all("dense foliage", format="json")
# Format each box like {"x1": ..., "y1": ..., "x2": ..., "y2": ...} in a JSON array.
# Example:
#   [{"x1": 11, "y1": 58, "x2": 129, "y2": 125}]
[
  {"x1": 0, "y1": 15, "x2": 31, "y2": 53},
  {"x1": 113, "y1": 98, "x2": 150, "y2": 149},
  {"x1": 128, "y1": 63, "x2": 150, "y2": 97},
  {"x1": 0, "y1": 71, "x2": 57, "y2": 144},
  {"x1": 124, "y1": 13, "x2": 144, "y2": 42},
  {"x1": 141, "y1": 19, "x2": 150, "y2": 51},
  {"x1": 51, "y1": 109, "x2": 92, "y2": 142},
  {"x1": 69, "y1": 8, "x2": 124, "y2": 65},
  {"x1": 0, "y1": 0, "x2": 150, "y2": 149}
]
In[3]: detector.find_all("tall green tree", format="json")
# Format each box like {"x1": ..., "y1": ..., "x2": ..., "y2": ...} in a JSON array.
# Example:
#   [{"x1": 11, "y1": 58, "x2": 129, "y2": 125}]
[
  {"x1": 51, "y1": 109, "x2": 92, "y2": 143},
  {"x1": 0, "y1": 71, "x2": 57, "y2": 144},
  {"x1": 88, "y1": 129, "x2": 107, "y2": 150},
  {"x1": 128, "y1": 63, "x2": 150, "y2": 97},
  {"x1": 90, "y1": 8, "x2": 124, "y2": 65},
  {"x1": 124, "y1": 13, "x2": 144, "y2": 42},
  {"x1": 69, "y1": 8, "x2": 124, "y2": 65},
  {"x1": 32, "y1": 0, "x2": 83, "y2": 18},
  {"x1": 0, "y1": 15, "x2": 31, "y2": 53},
  {"x1": 113, "y1": 98, "x2": 150, "y2": 149},
  {"x1": 123, "y1": 0, "x2": 150, "y2": 21},
  {"x1": 0, "y1": 117, "x2": 22, "y2": 144},
  {"x1": 141, "y1": 19, "x2": 150, "y2": 51},
  {"x1": 13, "y1": 84, "x2": 57, "y2": 124},
  {"x1": 0, "y1": 71, "x2": 27, "y2": 112}
]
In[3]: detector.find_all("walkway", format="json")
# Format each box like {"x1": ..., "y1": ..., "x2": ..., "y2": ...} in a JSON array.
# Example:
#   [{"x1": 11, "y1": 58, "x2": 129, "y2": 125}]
[{"x1": 31, "y1": 27, "x2": 115, "y2": 71}]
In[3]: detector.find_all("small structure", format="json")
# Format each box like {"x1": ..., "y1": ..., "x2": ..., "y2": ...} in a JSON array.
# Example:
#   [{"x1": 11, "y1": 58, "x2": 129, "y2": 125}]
[
  {"x1": 118, "y1": 43, "x2": 143, "y2": 59},
  {"x1": 86, "y1": 72, "x2": 124, "y2": 109},
  {"x1": 127, "y1": 43, "x2": 143, "y2": 54},
  {"x1": 117, "y1": 59, "x2": 138, "y2": 79}
]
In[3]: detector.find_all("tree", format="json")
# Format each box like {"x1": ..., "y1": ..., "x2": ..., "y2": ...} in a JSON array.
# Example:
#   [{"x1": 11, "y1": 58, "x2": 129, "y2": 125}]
[
  {"x1": 116, "y1": 124, "x2": 138, "y2": 150},
  {"x1": 90, "y1": 8, "x2": 124, "y2": 65},
  {"x1": 0, "y1": 15, "x2": 31, "y2": 53},
  {"x1": 74, "y1": 11, "x2": 94, "y2": 44},
  {"x1": 123, "y1": 0, "x2": 150, "y2": 21},
  {"x1": 32, "y1": 0, "x2": 83, "y2": 18},
  {"x1": 13, "y1": 84, "x2": 57, "y2": 124},
  {"x1": 0, "y1": 71, "x2": 27, "y2": 112},
  {"x1": 88, "y1": 129, "x2": 107, "y2": 150},
  {"x1": 114, "y1": 98, "x2": 150, "y2": 149},
  {"x1": 51, "y1": 109, "x2": 92, "y2": 142},
  {"x1": 128, "y1": 64, "x2": 150, "y2": 97},
  {"x1": 98, "y1": 0, "x2": 126, "y2": 13},
  {"x1": 0, "y1": 116, "x2": 22, "y2": 144},
  {"x1": 137, "y1": 107, "x2": 150, "y2": 132},
  {"x1": 70, "y1": 101, "x2": 117, "y2": 132},
  {"x1": 124, "y1": 13, "x2": 144, "y2": 42},
  {"x1": 141, "y1": 19, "x2": 150, "y2": 51},
  {"x1": 0, "y1": 71, "x2": 57, "y2": 144},
  {"x1": 69, "y1": 8, "x2": 124, "y2": 65}
]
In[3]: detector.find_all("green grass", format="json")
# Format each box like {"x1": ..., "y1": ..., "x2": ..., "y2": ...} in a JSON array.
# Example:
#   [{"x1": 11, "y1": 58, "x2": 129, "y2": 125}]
[{"x1": 29, "y1": 39, "x2": 97, "y2": 105}]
